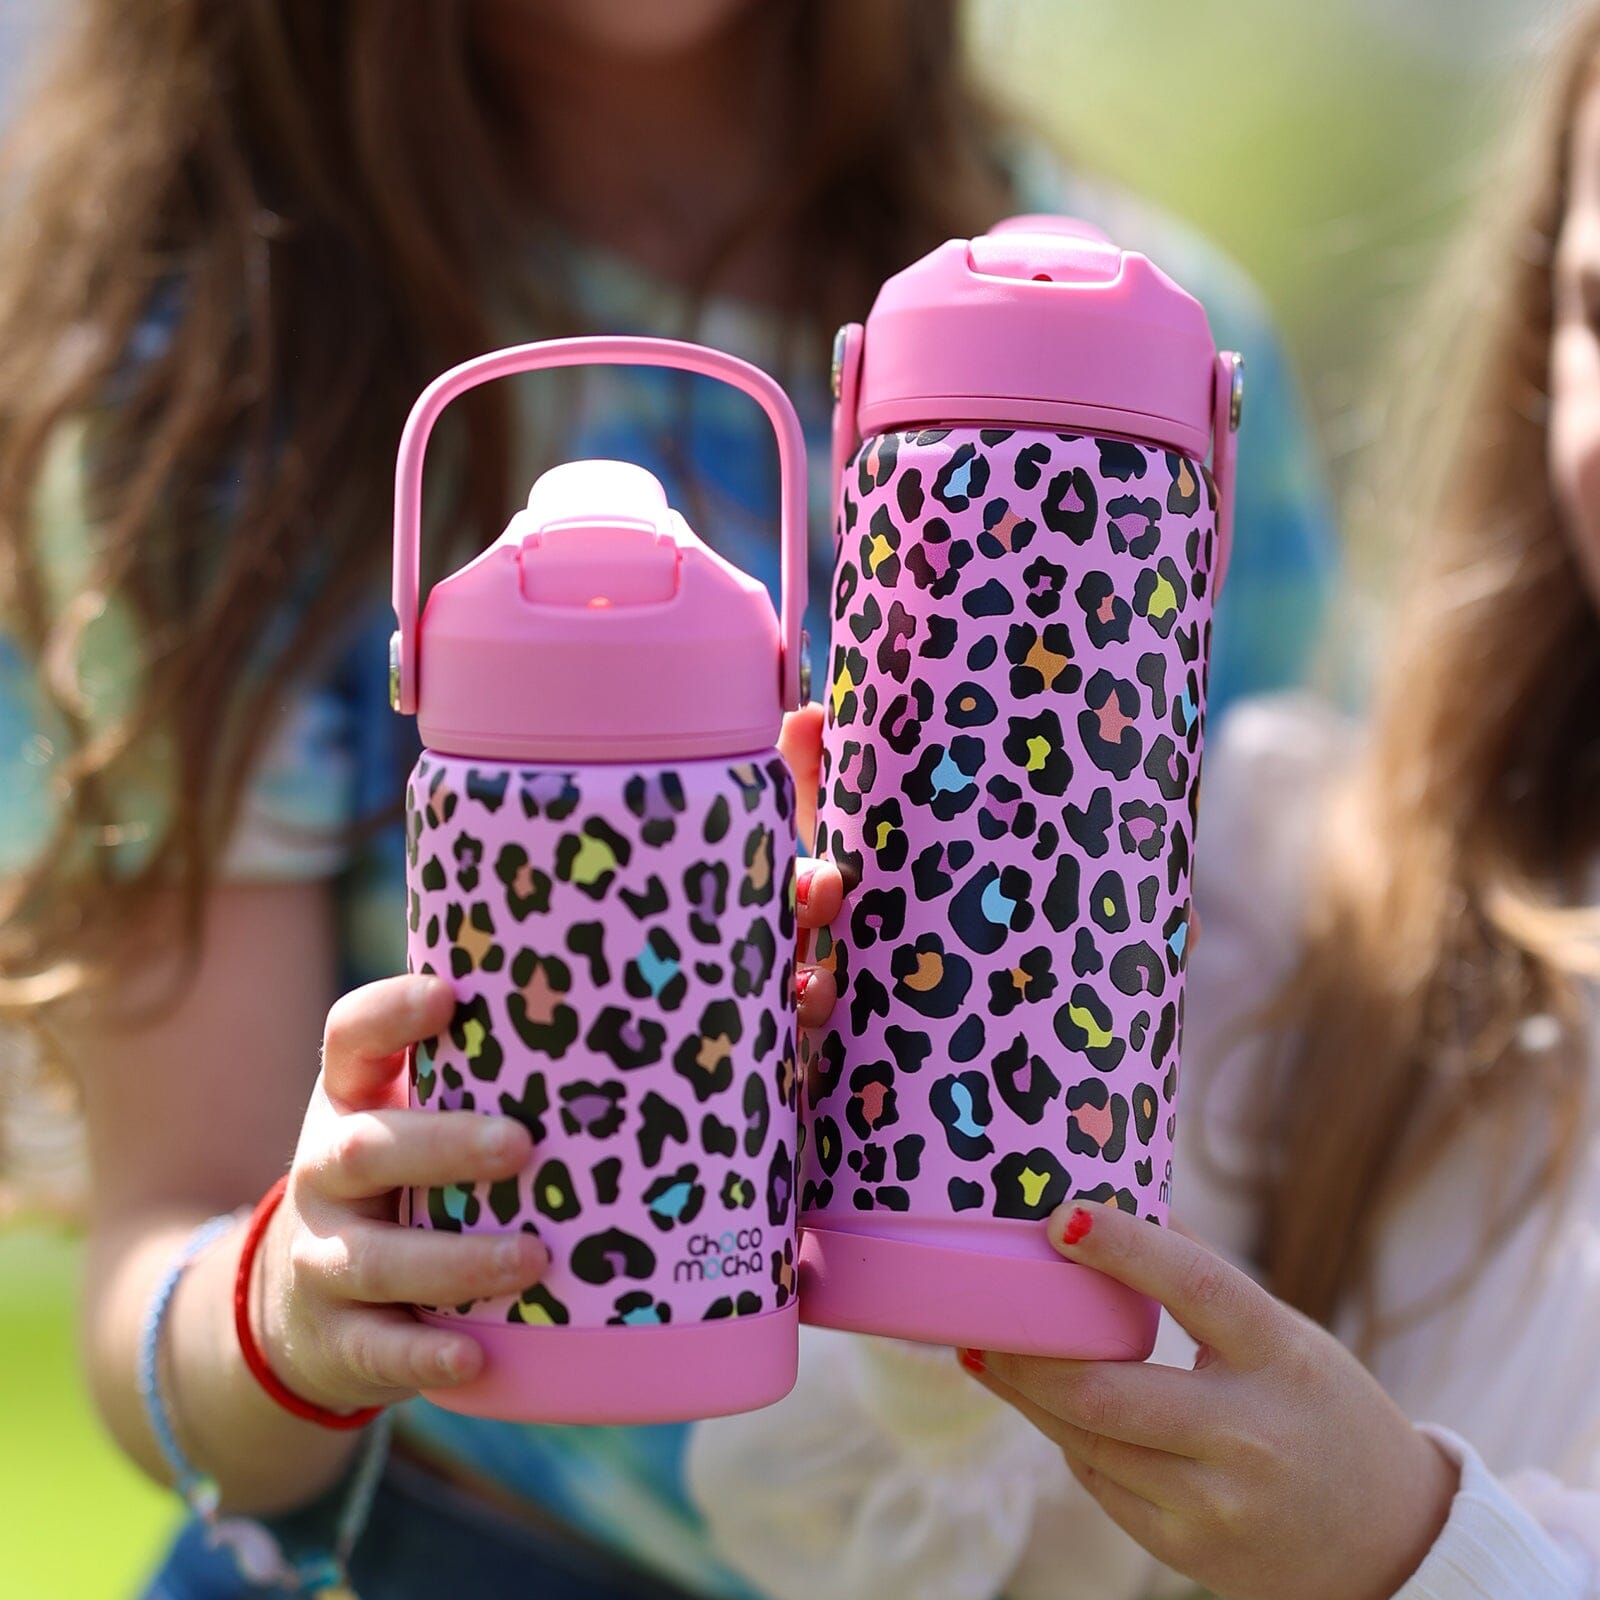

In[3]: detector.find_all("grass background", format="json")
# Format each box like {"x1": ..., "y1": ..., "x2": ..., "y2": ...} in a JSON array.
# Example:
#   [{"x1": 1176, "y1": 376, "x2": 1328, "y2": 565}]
[{"x1": 0, "y1": 0, "x2": 1578, "y2": 1594}]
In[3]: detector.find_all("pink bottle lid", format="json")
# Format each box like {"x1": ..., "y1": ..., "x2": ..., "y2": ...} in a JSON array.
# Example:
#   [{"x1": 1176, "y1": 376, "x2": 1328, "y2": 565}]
[
  {"x1": 832, "y1": 216, "x2": 1242, "y2": 584},
  {"x1": 391, "y1": 338, "x2": 807, "y2": 762}
]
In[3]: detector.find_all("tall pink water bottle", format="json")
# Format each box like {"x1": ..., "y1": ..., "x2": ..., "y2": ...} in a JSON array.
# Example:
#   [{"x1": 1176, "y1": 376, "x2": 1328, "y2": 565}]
[
  {"x1": 390, "y1": 337, "x2": 806, "y2": 1422},
  {"x1": 801, "y1": 217, "x2": 1241, "y2": 1359}
]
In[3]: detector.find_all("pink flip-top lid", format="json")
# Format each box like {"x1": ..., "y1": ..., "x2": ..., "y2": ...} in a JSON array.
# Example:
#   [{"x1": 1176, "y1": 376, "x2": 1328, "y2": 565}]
[
  {"x1": 416, "y1": 459, "x2": 783, "y2": 762},
  {"x1": 832, "y1": 215, "x2": 1242, "y2": 585},
  {"x1": 854, "y1": 214, "x2": 1221, "y2": 453}
]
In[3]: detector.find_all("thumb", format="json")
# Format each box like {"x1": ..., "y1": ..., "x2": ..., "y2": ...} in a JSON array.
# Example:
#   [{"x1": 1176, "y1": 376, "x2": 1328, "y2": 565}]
[
  {"x1": 778, "y1": 702, "x2": 825, "y2": 852},
  {"x1": 321, "y1": 974, "x2": 455, "y2": 1112}
]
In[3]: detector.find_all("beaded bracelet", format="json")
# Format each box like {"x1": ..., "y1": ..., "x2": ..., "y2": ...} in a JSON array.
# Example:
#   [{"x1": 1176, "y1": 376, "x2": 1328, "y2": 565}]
[{"x1": 137, "y1": 1211, "x2": 392, "y2": 1596}]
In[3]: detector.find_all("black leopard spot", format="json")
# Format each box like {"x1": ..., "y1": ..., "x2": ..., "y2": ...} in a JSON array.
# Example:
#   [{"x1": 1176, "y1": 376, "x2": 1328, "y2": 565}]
[
  {"x1": 487, "y1": 1174, "x2": 522, "y2": 1226},
  {"x1": 949, "y1": 1177, "x2": 985, "y2": 1212},
  {"x1": 1167, "y1": 817, "x2": 1191, "y2": 897},
  {"x1": 465, "y1": 769, "x2": 509, "y2": 813},
  {"x1": 559, "y1": 1079, "x2": 626, "y2": 1139},
  {"x1": 1013, "y1": 440, "x2": 1050, "y2": 488},
  {"x1": 1097, "y1": 438, "x2": 1148, "y2": 481},
  {"x1": 452, "y1": 833, "x2": 483, "y2": 891},
  {"x1": 847, "y1": 592, "x2": 884, "y2": 646},
  {"x1": 966, "y1": 634, "x2": 999, "y2": 672},
  {"x1": 704, "y1": 794, "x2": 731, "y2": 846},
  {"x1": 950, "y1": 1013, "x2": 986, "y2": 1063},
  {"x1": 851, "y1": 886, "x2": 907, "y2": 950},
  {"x1": 993, "y1": 1148, "x2": 1072, "y2": 1219},
  {"x1": 1154, "y1": 1001, "x2": 1180, "y2": 1069},
  {"x1": 532, "y1": 1157, "x2": 581, "y2": 1222},
  {"x1": 1143, "y1": 734, "x2": 1190, "y2": 802},
  {"x1": 705, "y1": 1291, "x2": 764, "y2": 1320},
  {"x1": 1065, "y1": 786, "x2": 1114, "y2": 857},
  {"x1": 643, "y1": 1163, "x2": 706, "y2": 1232},
  {"x1": 1080, "y1": 671, "x2": 1143, "y2": 780},
  {"x1": 893, "y1": 1134, "x2": 925, "y2": 1182},
  {"x1": 949, "y1": 862, "x2": 1036, "y2": 955},
  {"x1": 729, "y1": 916, "x2": 777, "y2": 999},
  {"x1": 1054, "y1": 984, "x2": 1126, "y2": 1073},
  {"x1": 930, "y1": 441, "x2": 990, "y2": 511},
  {"x1": 891, "y1": 934, "x2": 972, "y2": 1019},
  {"x1": 920, "y1": 614, "x2": 960, "y2": 658},
  {"x1": 619, "y1": 874, "x2": 670, "y2": 921},
  {"x1": 1041, "y1": 467, "x2": 1098, "y2": 543},
  {"x1": 1065, "y1": 1079, "x2": 1129, "y2": 1161},
  {"x1": 849, "y1": 968, "x2": 892, "y2": 1034},
  {"x1": 1023, "y1": 555, "x2": 1068, "y2": 617},
  {"x1": 1163, "y1": 905, "x2": 1191, "y2": 975},
  {"x1": 961, "y1": 578, "x2": 1014, "y2": 619},
  {"x1": 565, "y1": 921, "x2": 610, "y2": 986},
  {"x1": 993, "y1": 1034, "x2": 1062, "y2": 1125},
  {"x1": 497, "y1": 1073, "x2": 548, "y2": 1141},
  {"x1": 450, "y1": 993, "x2": 505, "y2": 1081},
  {"x1": 1073, "y1": 1183, "x2": 1138, "y2": 1215},
  {"x1": 702, "y1": 1113, "x2": 738, "y2": 1158},
  {"x1": 743, "y1": 1072, "x2": 770, "y2": 1157},
  {"x1": 623, "y1": 772, "x2": 687, "y2": 847},
  {"x1": 637, "y1": 1091, "x2": 688, "y2": 1167},
  {"x1": 585, "y1": 1006, "x2": 666, "y2": 1071},
  {"x1": 910, "y1": 842, "x2": 955, "y2": 902},
  {"x1": 931, "y1": 1070, "x2": 994, "y2": 1159},
  {"x1": 877, "y1": 600, "x2": 918, "y2": 683},
  {"x1": 570, "y1": 1227, "x2": 656, "y2": 1285},
  {"x1": 884, "y1": 1025, "x2": 932, "y2": 1076},
  {"x1": 896, "y1": 466, "x2": 926, "y2": 522},
  {"x1": 1043, "y1": 853, "x2": 1081, "y2": 934},
  {"x1": 420, "y1": 856, "x2": 446, "y2": 893},
  {"x1": 1002, "y1": 710, "x2": 1073, "y2": 796},
  {"x1": 830, "y1": 741, "x2": 876, "y2": 819},
  {"x1": 592, "y1": 1157, "x2": 622, "y2": 1205},
  {"x1": 1072, "y1": 927, "x2": 1103, "y2": 975}
]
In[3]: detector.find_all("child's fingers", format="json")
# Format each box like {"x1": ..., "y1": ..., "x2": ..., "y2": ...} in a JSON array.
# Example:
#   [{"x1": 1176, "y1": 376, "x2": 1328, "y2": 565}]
[
  {"x1": 978, "y1": 1348, "x2": 1213, "y2": 1459},
  {"x1": 301, "y1": 1109, "x2": 531, "y2": 1202},
  {"x1": 778, "y1": 702, "x2": 825, "y2": 849},
  {"x1": 324, "y1": 1306, "x2": 486, "y2": 1400},
  {"x1": 303, "y1": 1217, "x2": 549, "y2": 1311},
  {"x1": 1047, "y1": 1203, "x2": 1283, "y2": 1370},
  {"x1": 962, "y1": 1355, "x2": 1190, "y2": 1512},
  {"x1": 322, "y1": 975, "x2": 455, "y2": 1111},
  {"x1": 795, "y1": 965, "x2": 837, "y2": 1030},
  {"x1": 796, "y1": 859, "x2": 843, "y2": 931}
]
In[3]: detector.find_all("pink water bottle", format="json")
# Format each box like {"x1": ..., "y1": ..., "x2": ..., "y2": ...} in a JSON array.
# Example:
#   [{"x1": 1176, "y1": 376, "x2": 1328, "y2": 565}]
[
  {"x1": 801, "y1": 217, "x2": 1241, "y2": 1359},
  {"x1": 390, "y1": 337, "x2": 807, "y2": 1423}
]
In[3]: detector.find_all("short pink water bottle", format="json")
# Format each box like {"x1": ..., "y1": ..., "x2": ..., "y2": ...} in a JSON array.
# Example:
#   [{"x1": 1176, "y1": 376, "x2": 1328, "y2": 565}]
[
  {"x1": 390, "y1": 337, "x2": 807, "y2": 1423},
  {"x1": 801, "y1": 217, "x2": 1241, "y2": 1359}
]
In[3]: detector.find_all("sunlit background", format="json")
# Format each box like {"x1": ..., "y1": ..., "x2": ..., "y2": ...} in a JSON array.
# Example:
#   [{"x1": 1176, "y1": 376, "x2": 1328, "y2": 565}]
[{"x1": 0, "y1": 0, "x2": 1578, "y2": 1592}]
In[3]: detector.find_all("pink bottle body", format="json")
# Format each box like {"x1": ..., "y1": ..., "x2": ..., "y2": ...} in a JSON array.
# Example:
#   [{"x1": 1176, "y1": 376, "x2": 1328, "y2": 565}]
[
  {"x1": 799, "y1": 217, "x2": 1239, "y2": 1359},
  {"x1": 803, "y1": 425, "x2": 1216, "y2": 1358},
  {"x1": 404, "y1": 748, "x2": 798, "y2": 1422}
]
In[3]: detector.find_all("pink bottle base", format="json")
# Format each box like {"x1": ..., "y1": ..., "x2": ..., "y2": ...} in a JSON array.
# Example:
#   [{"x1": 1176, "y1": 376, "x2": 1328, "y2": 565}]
[
  {"x1": 416, "y1": 1304, "x2": 800, "y2": 1424},
  {"x1": 798, "y1": 1226, "x2": 1158, "y2": 1361}
]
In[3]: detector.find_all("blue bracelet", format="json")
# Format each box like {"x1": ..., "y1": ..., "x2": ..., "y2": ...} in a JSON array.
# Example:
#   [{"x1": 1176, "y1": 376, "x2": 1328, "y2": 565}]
[{"x1": 137, "y1": 1212, "x2": 392, "y2": 1595}]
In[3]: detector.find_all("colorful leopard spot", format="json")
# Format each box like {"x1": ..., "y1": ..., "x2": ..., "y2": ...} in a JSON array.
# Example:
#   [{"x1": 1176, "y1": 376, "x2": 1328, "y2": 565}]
[
  {"x1": 672, "y1": 999, "x2": 742, "y2": 1103},
  {"x1": 993, "y1": 1149, "x2": 1071, "y2": 1219},
  {"x1": 494, "y1": 844, "x2": 552, "y2": 922},
  {"x1": 559, "y1": 1079, "x2": 626, "y2": 1139},
  {"x1": 449, "y1": 993, "x2": 504, "y2": 1082},
  {"x1": 452, "y1": 833, "x2": 484, "y2": 891},
  {"x1": 1090, "y1": 872, "x2": 1132, "y2": 934},
  {"x1": 1110, "y1": 940, "x2": 1166, "y2": 998},
  {"x1": 507, "y1": 949, "x2": 579, "y2": 1058},
  {"x1": 622, "y1": 771, "x2": 687, "y2": 847},
  {"x1": 684, "y1": 860, "x2": 731, "y2": 944},
  {"x1": 946, "y1": 680, "x2": 999, "y2": 727},
  {"x1": 993, "y1": 1034, "x2": 1062, "y2": 1125},
  {"x1": 1119, "y1": 800, "x2": 1168, "y2": 861},
  {"x1": 445, "y1": 902, "x2": 504, "y2": 979},
  {"x1": 532, "y1": 1157, "x2": 581, "y2": 1222},
  {"x1": 553, "y1": 819, "x2": 632, "y2": 900},
  {"x1": 904, "y1": 736, "x2": 985, "y2": 820},
  {"x1": 570, "y1": 1227, "x2": 656, "y2": 1285},
  {"x1": 729, "y1": 916, "x2": 777, "y2": 998},
  {"x1": 426, "y1": 1182, "x2": 480, "y2": 1232},
  {"x1": 890, "y1": 934, "x2": 972, "y2": 1019},
  {"x1": 931, "y1": 441, "x2": 990, "y2": 510},
  {"x1": 1002, "y1": 710, "x2": 1073, "y2": 796},
  {"x1": 508, "y1": 1284, "x2": 569, "y2": 1326},
  {"x1": 978, "y1": 497, "x2": 1036, "y2": 557},
  {"x1": 987, "y1": 945, "x2": 1059, "y2": 1015},
  {"x1": 1080, "y1": 670, "x2": 1144, "y2": 780},
  {"x1": 705, "y1": 1291, "x2": 764, "y2": 1321},
  {"x1": 743, "y1": 1072, "x2": 771, "y2": 1158},
  {"x1": 739, "y1": 825, "x2": 776, "y2": 906},
  {"x1": 464, "y1": 769, "x2": 509, "y2": 813},
  {"x1": 1164, "y1": 905, "x2": 1190, "y2": 973},
  {"x1": 767, "y1": 1138, "x2": 794, "y2": 1227},
  {"x1": 949, "y1": 863, "x2": 1036, "y2": 956},
  {"x1": 609, "y1": 1291, "x2": 672, "y2": 1327},
  {"x1": 518, "y1": 771, "x2": 580, "y2": 820},
  {"x1": 1106, "y1": 493, "x2": 1162, "y2": 558},
  {"x1": 1073, "y1": 1182, "x2": 1139, "y2": 1215},
  {"x1": 722, "y1": 1170, "x2": 757, "y2": 1210},
  {"x1": 624, "y1": 929, "x2": 686, "y2": 1008},
  {"x1": 1097, "y1": 438, "x2": 1148, "y2": 481},
  {"x1": 930, "y1": 1070, "x2": 994, "y2": 1159},
  {"x1": 1054, "y1": 984, "x2": 1127, "y2": 1073},
  {"x1": 1065, "y1": 1079, "x2": 1129, "y2": 1161},
  {"x1": 1041, "y1": 466, "x2": 1098, "y2": 543},
  {"x1": 846, "y1": 1060, "x2": 898, "y2": 1140},
  {"x1": 1132, "y1": 1082, "x2": 1160, "y2": 1146},
  {"x1": 642, "y1": 1164, "x2": 706, "y2": 1231},
  {"x1": 877, "y1": 600, "x2": 918, "y2": 683},
  {"x1": 585, "y1": 1005, "x2": 666, "y2": 1071}
]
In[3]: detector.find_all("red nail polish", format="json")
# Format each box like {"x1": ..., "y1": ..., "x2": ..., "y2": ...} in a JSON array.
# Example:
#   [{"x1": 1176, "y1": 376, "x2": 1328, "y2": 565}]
[
  {"x1": 796, "y1": 867, "x2": 813, "y2": 911},
  {"x1": 1061, "y1": 1207, "x2": 1093, "y2": 1247},
  {"x1": 957, "y1": 1347, "x2": 986, "y2": 1375},
  {"x1": 796, "y1": 969, "x2": 814, "y2": 1004}
]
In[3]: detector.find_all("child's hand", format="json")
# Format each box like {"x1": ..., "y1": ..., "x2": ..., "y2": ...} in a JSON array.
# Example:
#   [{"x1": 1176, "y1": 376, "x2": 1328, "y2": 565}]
[
  {"x1": 780, "y1": 703, "x2": 842, "y2": 1032},
  {"x1": 254, "y1": 975, "x2": 547, "y2": 1413},
  {"x1": 964, "y1": 1204, "x2": 1460, "y2": 1600}
]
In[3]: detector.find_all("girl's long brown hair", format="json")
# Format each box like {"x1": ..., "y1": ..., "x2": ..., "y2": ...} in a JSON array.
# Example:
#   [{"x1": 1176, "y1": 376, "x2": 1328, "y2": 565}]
[
  {"x1": 0, "y1": 2, "x2": 1014, "y2": 1003},
  {"x1": 0, "y1": 0, "x2": 1018, "y2": 1206},
  {"x1": 1249, "y1": 8, "x2": 1600, "y2": 1336}
]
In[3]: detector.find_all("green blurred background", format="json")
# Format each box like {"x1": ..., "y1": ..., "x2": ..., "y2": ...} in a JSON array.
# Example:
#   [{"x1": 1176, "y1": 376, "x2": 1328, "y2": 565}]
[{"x1": 0, "y1": 0, "x2": 1577, "y2": 1593}]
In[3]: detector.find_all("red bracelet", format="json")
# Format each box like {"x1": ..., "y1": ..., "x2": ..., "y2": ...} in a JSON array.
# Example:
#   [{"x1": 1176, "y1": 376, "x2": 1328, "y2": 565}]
[{"x1": 233, "y1": 1174, "x2": 384, "y2": 1431}]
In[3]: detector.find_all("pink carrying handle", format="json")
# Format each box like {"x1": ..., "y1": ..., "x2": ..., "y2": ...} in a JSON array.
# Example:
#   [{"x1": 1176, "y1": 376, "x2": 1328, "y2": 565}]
[{"x1": 392, "y1": 335, "x2": 808, "y2": 716}]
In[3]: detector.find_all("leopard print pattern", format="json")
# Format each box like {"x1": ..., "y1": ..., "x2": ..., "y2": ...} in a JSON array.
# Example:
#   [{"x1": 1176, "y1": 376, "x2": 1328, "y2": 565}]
[
  {"x1": 806, "y1": 427, "x2": 1216, "y2": 1228},
  {"x1": 404, "y1": 753, "x2": 798, "y2": 1330}
]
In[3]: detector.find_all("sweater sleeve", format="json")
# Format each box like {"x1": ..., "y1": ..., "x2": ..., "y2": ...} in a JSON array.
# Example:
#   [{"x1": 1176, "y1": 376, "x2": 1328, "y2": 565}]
[{"x1": 1392, "y1": 1428, "x2": 1598, "y2": 1600}]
